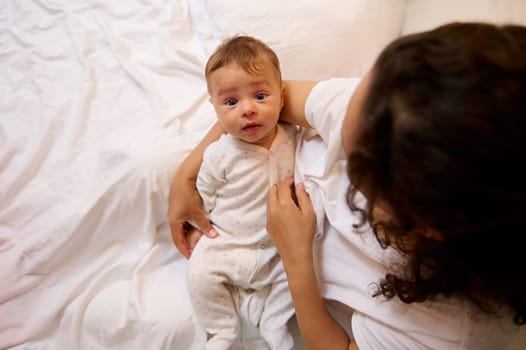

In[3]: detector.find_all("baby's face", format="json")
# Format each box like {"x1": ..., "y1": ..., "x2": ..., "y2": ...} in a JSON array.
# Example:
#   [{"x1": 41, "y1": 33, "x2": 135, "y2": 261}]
[{"x1": 208, "y1": 61, "x2": 284, "y2": 149}]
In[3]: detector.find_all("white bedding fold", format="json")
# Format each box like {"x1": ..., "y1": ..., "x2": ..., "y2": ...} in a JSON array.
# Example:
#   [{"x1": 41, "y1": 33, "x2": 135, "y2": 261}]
[{"x1": 0, "y1": 0, "x2": 219, "y2": 348}]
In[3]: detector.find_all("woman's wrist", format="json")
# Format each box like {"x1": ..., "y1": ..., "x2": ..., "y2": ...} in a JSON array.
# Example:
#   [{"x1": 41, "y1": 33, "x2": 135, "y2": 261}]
[
  {"x1": 282, "y1": 249, "x2": 316, "y2": 285},
  {"x1": 280, "y1": 237, "x2": 314, "y2": 269},
  {"x1": 175, "y1": 163, "x2": 198, "y2": 183}
]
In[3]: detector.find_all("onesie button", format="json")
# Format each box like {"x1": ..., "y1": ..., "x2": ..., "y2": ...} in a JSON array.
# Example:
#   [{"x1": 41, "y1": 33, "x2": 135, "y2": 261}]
[{"x1": 260, "y1": 244, "x2": 265, "y2": 249}]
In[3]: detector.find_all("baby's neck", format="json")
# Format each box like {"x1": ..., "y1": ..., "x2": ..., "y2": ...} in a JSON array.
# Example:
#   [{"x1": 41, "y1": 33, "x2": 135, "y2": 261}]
[{"x1": 239, "y1": 124, "x2": 278, "y2": 150}]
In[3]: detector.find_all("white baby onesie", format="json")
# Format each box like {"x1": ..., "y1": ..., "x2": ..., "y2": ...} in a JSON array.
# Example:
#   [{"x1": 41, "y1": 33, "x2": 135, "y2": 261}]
[{"x1": 187, "y1": 123, "x2": 297, "y2": 350}]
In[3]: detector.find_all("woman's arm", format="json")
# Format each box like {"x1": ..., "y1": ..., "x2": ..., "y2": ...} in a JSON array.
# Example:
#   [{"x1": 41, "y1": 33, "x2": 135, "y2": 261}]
[
  {"x1": 168, "y1": 121, "x2": 224, "y2": 258},
  {"x1": 280, "y1": 80, "x2": 318, "y2": 127},
  {"x1": 266, "y1": 179, "x2": 357, "y2": 350}
]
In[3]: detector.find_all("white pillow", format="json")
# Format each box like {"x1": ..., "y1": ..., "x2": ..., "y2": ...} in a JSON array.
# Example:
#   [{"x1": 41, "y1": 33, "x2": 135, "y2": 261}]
[
  {"x1": 205, "y1": 0, "x2": 408, "y2": 80},
  {"x1": 403, "y1": 0, "x2": 526, "y2": 35}
]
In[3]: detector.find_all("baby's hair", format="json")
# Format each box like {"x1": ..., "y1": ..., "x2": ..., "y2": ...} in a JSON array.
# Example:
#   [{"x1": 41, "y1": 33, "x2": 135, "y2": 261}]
[{"x1": 205, "y1": 35, "x2": 282, "y2": 88}]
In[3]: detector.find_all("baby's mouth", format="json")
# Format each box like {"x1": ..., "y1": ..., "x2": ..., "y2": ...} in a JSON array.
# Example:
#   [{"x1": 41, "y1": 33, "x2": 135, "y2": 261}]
[{"x1": 242, "y1": 123, "x2": 262, "y2": 132}]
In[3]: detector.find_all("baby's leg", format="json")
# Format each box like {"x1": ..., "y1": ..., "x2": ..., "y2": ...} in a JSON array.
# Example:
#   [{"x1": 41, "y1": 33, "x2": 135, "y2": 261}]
[
  {"x1": 258, "y1": 265, "x2": 294, "y2": 350},
  {"x1": 187, "y1": 238, "x2": 240, "y2": 349}
]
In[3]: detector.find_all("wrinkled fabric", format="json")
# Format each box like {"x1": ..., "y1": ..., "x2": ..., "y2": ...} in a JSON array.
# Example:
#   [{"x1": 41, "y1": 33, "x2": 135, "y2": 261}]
[{"x1": 0, "y1": 1, "x2": 220, "y2": 348}]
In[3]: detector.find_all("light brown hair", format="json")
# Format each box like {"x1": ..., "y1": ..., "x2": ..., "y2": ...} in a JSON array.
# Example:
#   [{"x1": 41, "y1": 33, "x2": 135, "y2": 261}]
[{"x1": 205, "y1": 35, "x2": 282, "y2": 89}]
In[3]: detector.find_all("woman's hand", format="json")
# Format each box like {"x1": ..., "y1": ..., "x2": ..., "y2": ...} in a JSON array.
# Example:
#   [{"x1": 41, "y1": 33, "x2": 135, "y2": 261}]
[
  {"x1": 168, "y1": 174, "x2": 218, "y2": 259},
  {"x1": 266, "y1": 178, "x2": 317, "y2": 268},
  {"x1": 267, "y1": 179, "x2": 355, "y2": 350},
  {"x1": 167, "y1": 122, "x2": 225, "y2": 259}
]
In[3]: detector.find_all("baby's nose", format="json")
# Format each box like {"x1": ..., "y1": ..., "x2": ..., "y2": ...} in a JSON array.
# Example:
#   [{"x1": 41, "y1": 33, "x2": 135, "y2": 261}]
[{"x1": 241, "y1": 99, "x2": 256, "y2": 117}]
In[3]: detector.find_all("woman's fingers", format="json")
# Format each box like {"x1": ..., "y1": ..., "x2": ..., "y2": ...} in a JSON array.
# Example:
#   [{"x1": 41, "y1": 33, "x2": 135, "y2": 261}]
[
  {"x1": 267, "y1": 178, "x2": 317, "y2": 267},
  {"x1": 187, "y1": 225, "x2": 205, "y2": 250},
  {"x1": 268, "y1": 177, "x2": 314, "y2": 214},
  {"x1": 169, "y1": 207, "x2": 218, "y2": 259},
  {"x1": 278, "y1": 177, "x2": 295, "y2": 200},
  {"x1": 267, "y1": 178, "x2": 315, "y2": 228},
  {"x1": 191, "y1": 214, "x2": 218, "y2": 239},
  {"x1": 170, "y1": 221, "x2": 192, "y2": 259},
  {"x1": 295, "y1": 182, "x2": 313, "y2": 213}
]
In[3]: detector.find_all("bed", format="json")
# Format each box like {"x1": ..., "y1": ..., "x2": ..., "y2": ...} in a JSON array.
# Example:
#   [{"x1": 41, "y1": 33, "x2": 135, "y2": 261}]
[{"x1": 2, "y1": 0, "x2": 525, "y2": 349}]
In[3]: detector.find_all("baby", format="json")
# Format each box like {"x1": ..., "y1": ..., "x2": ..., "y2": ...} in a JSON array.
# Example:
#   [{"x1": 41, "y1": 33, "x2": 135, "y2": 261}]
[{"x1": 186, "y1": 36, "x2": 296, "y2": 349}]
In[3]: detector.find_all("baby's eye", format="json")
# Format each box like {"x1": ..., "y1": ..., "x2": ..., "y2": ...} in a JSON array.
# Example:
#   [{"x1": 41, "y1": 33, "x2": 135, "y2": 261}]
[
  {"x1": 225, "y1": 98, "x2": 237, "y2": 106},
  {"x1": 255, "y1": 93, "x2": 266, "y2": 101}
]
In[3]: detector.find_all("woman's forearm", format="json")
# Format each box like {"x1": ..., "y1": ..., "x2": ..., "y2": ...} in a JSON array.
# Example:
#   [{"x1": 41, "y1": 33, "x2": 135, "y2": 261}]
[
  {"x1": 175, "y1": 121, "x2": 225, "y2": 181},
  {"x1": 168, "y1": 121, "x2": 225, "y2": 257},
  {"x1": 266, "y1": 179, "x2": 356, "y2": 349},
  {"x1": 284, "y1": 259, "x2": 354, "y2": 350}
]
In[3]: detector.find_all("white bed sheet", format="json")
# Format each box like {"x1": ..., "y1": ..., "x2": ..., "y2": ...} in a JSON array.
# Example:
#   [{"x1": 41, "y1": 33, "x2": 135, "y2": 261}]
[
  {"x1": 1, "y1": 0, "x2": 412, "y2": 346},
  {"x1": 1, "y1": 1, "x2": 220, "y2": 348}
]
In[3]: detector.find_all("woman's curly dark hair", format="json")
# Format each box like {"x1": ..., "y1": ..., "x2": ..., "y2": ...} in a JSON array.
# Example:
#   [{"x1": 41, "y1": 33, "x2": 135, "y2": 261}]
[{"x1": 346, "y1": 22, "x2": 526, "y2": 325}]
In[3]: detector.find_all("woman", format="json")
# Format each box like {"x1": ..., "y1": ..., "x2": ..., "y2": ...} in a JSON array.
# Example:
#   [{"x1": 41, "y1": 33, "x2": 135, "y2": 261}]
[{"x1": 169, "y1": 22, "x2": 526, "y2": 349}]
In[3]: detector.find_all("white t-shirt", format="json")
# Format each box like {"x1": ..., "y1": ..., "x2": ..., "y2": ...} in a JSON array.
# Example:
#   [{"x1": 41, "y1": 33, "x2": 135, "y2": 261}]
[{"x1": 296, "y1": 78, "x2": 518, "y2": 350}]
